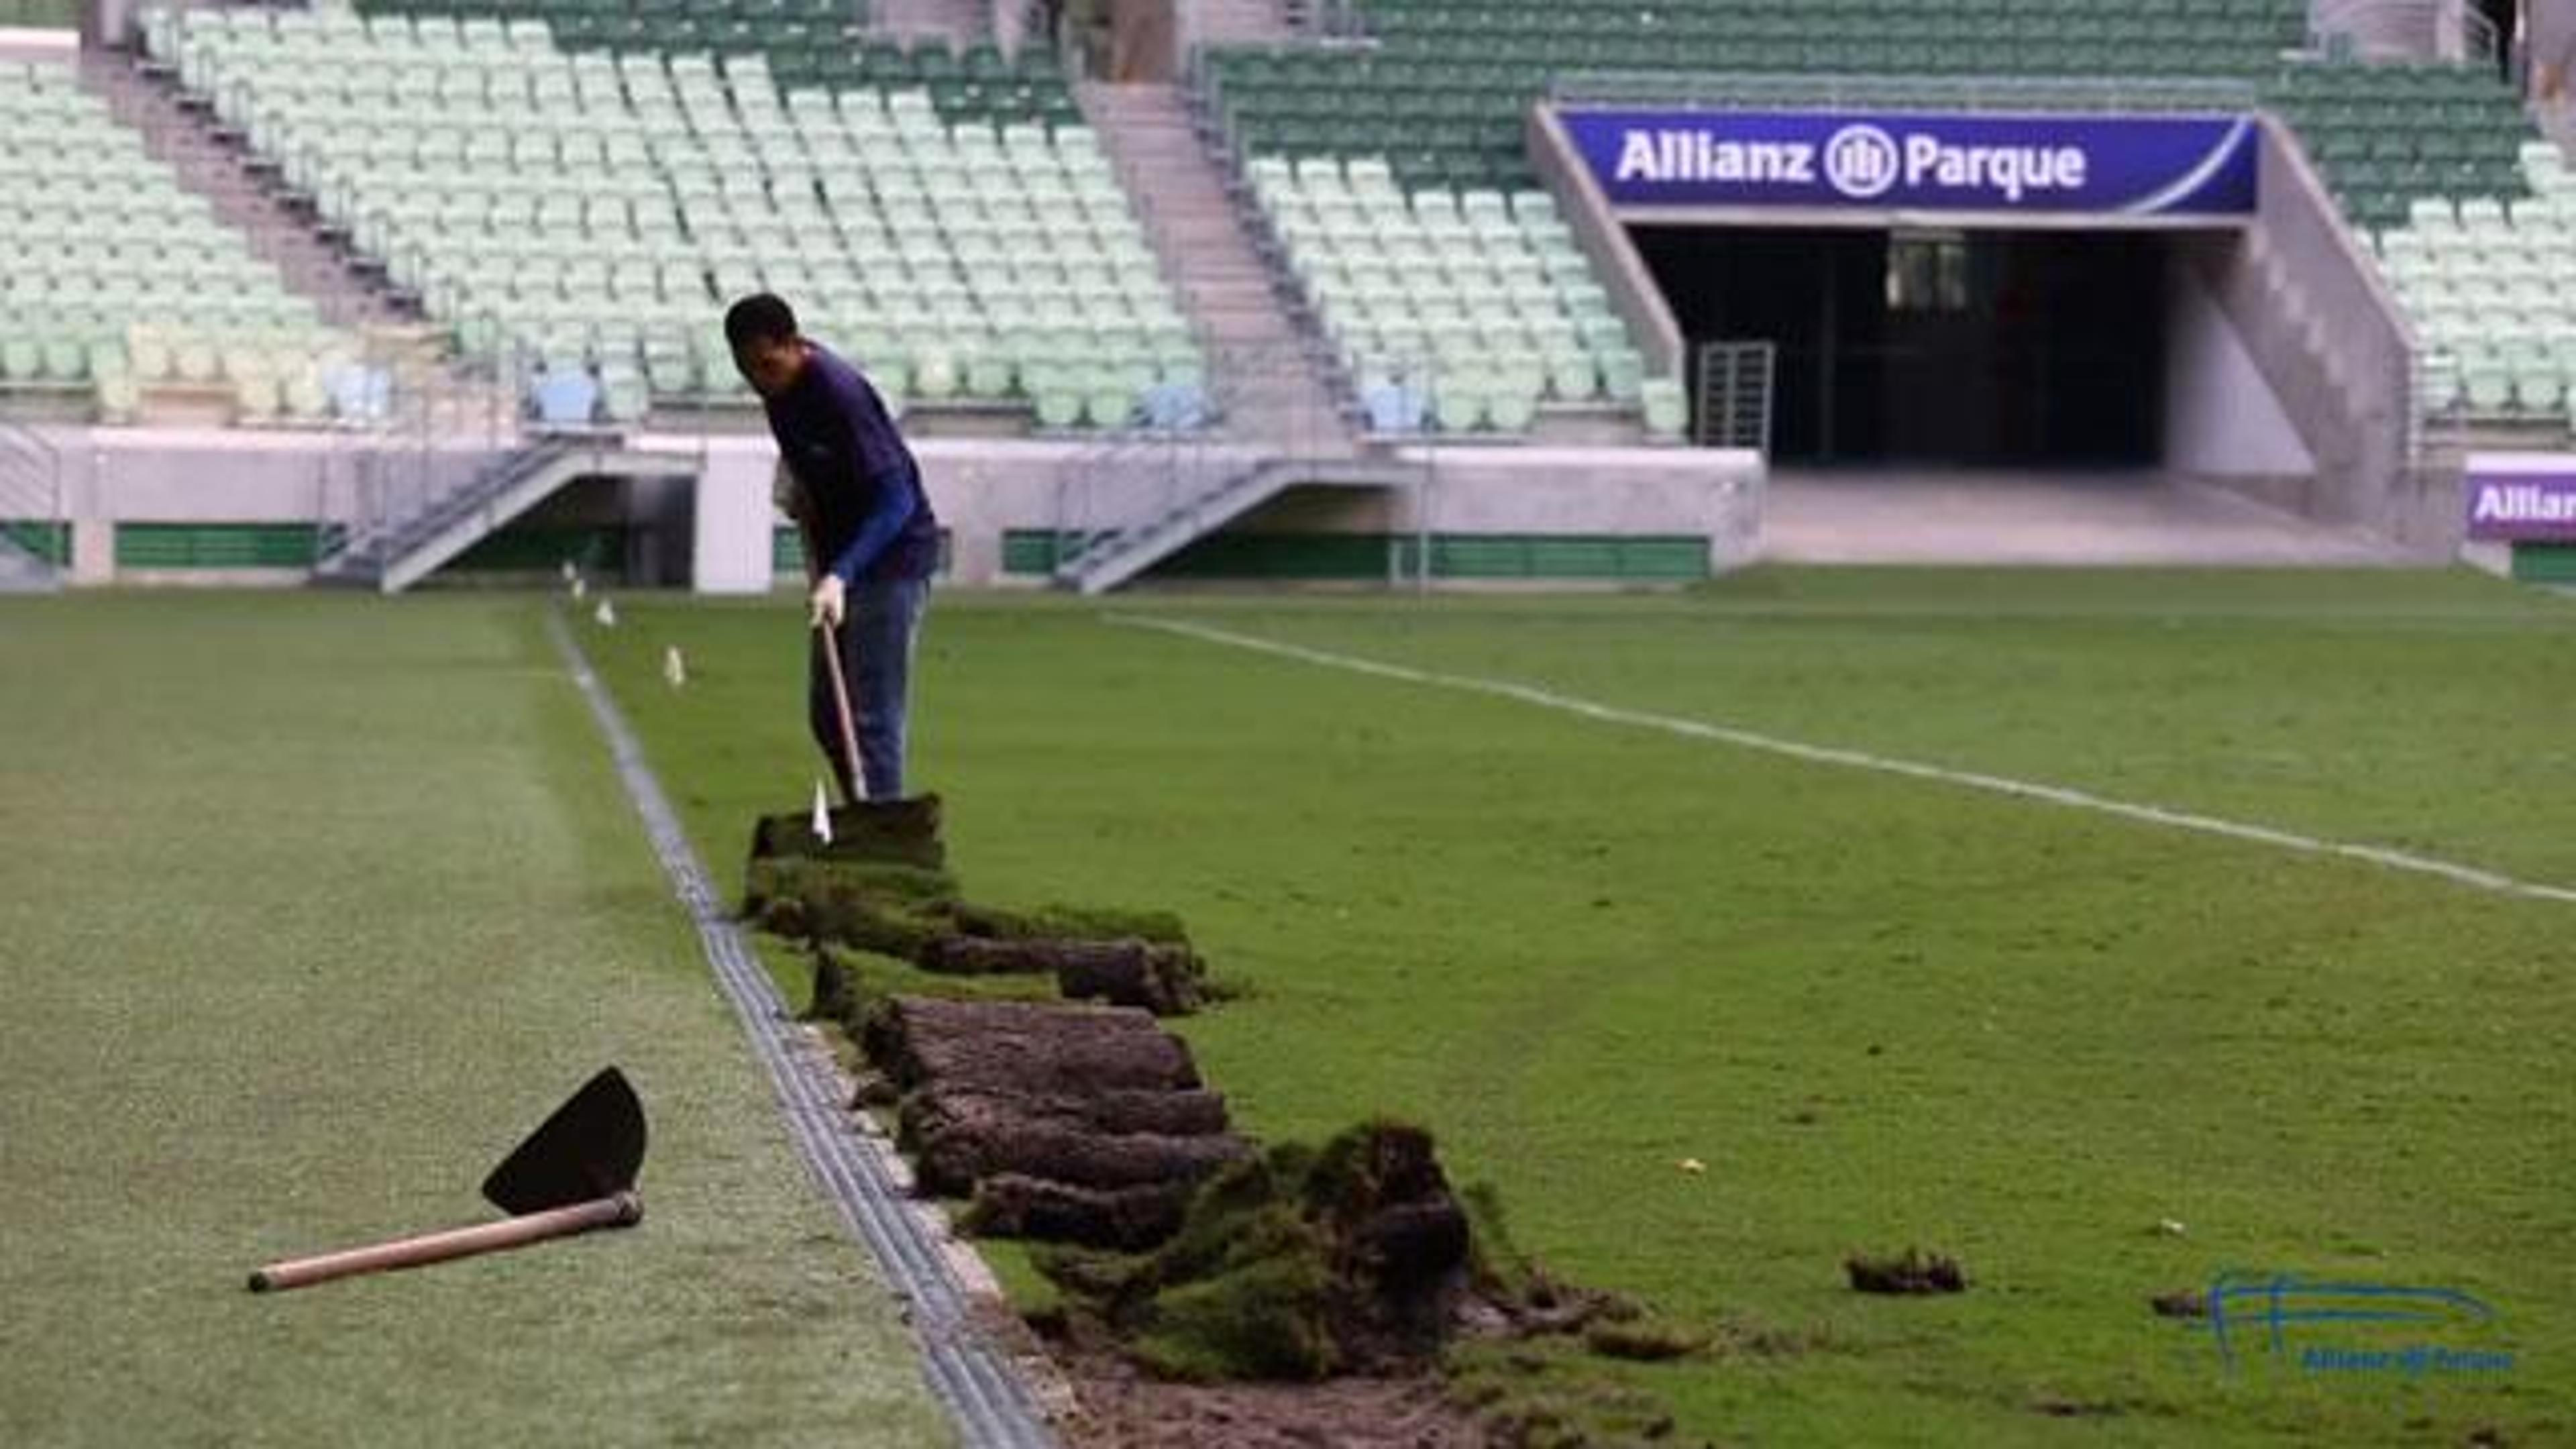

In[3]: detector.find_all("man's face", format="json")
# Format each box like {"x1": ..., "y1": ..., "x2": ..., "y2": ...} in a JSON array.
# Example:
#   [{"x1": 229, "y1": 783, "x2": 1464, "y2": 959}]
[{"x1": 733, "y1": 335, "x2": 805, "y2": 398}]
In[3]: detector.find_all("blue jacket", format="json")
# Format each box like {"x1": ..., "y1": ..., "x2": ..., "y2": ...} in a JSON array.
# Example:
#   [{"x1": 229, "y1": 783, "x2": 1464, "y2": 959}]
[{"x1": 764, "y1": 343, "x2": 939, "y2": 584}]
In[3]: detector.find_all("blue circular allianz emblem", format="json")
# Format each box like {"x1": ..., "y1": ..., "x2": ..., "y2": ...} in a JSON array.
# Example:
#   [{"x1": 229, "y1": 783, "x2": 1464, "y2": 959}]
[{"x1": 1824, "y1": 124, "x2": 1901, "y2": 200}]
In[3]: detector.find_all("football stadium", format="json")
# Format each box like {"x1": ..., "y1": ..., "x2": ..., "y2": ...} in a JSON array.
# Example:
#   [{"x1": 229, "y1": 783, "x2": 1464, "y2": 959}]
[{"x1": 3, "y1": 0, "x2": 2573, "y2": 1442}]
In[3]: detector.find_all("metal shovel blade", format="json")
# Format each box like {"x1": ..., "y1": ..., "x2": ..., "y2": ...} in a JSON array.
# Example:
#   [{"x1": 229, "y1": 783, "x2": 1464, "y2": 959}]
[{"x1": 480, "y1": 1067, "x2": 647, "y2": 1216}]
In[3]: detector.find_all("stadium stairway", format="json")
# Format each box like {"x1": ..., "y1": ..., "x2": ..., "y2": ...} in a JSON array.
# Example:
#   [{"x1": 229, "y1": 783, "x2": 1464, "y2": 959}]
[
  {"x1": 80, "y1": 51, "x2": 410, "y2": 335},
  {"x1": 1082, "y1": 80, "x2": 1348, "y2": 445},
  {"x1": 1057, "y1": 75, "x2": 1438, "y2": 595},
  {"x1": 1193, "y1": 0, "x2": 1300, "y2": 47},
  {"x1": 312, "y1": 433, "x2": 686, "y2": 591},
  {"x1": 873, "y1": 0, "x2": 988, "y2": 50}
]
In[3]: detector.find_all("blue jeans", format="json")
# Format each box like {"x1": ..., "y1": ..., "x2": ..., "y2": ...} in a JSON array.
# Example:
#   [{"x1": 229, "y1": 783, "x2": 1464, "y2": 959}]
[{"x1": 809, "y1": 574, "x2": 928, "y2": 802}]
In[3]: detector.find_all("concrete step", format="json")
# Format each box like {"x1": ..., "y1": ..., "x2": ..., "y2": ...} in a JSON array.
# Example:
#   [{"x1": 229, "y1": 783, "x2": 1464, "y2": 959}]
[
  {"x1": 78, "y1": 54, "x2": 414, "y2": 334},
  {"x1": 1084, "y1": 78, "x2": 1354, "y2": 445}
]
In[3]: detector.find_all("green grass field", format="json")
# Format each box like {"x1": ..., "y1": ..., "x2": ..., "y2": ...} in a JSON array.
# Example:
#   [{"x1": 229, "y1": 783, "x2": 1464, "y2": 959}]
[
  {"x1": 580, "y1": 570, "x2": 2573, "y2": 1447},
  {"x1": 4, "y1": 572, "x2": 2569, "y2": 1446},
  {"x1": 0, "y1": 596, "x2": 949, "y2": 1447}
]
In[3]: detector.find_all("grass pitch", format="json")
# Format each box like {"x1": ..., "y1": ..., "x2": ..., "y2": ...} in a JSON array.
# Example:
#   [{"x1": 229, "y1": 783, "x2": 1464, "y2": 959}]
[
  {"x1": 584, "y1": 569, "x2": 2573, "y2": 1447},
  {"x1": 0, "y1": 594, "x2": 949, "y2": 1447}
]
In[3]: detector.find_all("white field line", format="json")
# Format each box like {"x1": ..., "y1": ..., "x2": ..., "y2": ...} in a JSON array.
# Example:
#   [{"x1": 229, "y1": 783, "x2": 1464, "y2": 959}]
[{"x1": 1108, "y1": 614, "x2": 2576, "y2": 908}]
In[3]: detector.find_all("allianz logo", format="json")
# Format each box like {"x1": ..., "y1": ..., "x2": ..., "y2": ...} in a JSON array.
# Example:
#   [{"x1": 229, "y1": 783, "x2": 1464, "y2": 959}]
[{"x1": 1612, "y1": 121, "x2": 2092, "y2": 204}]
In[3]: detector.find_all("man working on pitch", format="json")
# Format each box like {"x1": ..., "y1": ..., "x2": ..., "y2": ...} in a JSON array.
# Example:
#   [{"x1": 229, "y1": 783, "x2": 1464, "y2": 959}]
[{"x1": 727, "y1": 293, "x2": 940, "y2": 803}]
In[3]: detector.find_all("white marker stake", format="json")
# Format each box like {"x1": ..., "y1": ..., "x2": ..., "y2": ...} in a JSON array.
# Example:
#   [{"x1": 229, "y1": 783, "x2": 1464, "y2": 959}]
[
  {"x1": 810, "y1": 778, "x2": 834, "y2": 845},
  {"x1": 662, "y1": 645, "x2": 687, "y2": 688},
  {"x1": 594, "y1": 598, "x2": 616, "y2": 628},
  {"x1": 570, "y1": 575, "x2": 587, "y2": 602}
]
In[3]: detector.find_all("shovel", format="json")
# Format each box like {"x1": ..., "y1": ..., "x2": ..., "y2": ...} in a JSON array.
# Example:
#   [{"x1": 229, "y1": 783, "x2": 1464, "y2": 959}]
[
  {"x1": 248, "y1": 1067, "x2": 647, "y2": 1293},
  {"x1": 815, "y1": 613, "x2": 870, "y2": 807}
]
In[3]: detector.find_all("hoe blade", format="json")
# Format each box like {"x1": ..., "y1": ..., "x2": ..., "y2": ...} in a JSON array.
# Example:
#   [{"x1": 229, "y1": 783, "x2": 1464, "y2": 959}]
[{"x1": 480, "y1": 1067, "x2": 647, "y2": 1216}]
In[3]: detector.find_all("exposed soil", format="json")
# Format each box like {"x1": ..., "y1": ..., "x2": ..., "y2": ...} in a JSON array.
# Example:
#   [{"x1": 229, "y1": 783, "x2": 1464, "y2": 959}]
[
  {"x1": 1052, "y1": 1344, "x2": 1489, "y2": 1448},
  {"x1": 1844, "y1": 1249, "x2": 1966, "y2": 1295}
]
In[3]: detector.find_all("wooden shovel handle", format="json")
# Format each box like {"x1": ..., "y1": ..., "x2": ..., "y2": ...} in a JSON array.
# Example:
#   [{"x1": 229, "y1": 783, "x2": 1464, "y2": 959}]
[
  {"x1": 815, "y1": 616, "x2": 869, "y2": 806},
  {"x1": 248, "y1": 1191, "x2": 641, "y2": 1294}
]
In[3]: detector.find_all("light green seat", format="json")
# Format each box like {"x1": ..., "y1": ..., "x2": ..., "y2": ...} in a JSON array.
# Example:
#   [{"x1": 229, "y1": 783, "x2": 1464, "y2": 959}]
[
  {"x1": 1034, "y1": 388, "x2": 1082, "y2": 428},
  {"x1": 1640, "y1": 377, "x2": 1688, "y2": 439}
]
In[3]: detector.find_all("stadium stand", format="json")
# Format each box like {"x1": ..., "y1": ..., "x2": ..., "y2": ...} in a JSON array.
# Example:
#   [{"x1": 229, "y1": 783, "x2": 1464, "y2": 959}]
[
  {"x1": 2271, "y1": 60, "x2": 2576, "y2": 427},
  {"x1": 1242, "y1": 152, "x2": 1667, "y2": 435},
  {"x1": 0, "y1": 0, "x2": 78, "y2": 27},
  {"x1": 0, "y1": 58, "x2": 364, "y2": 424},
  {"x1": 1193, "y1": 0, "x2": 2576, "y2": 441},
  {"x1": 150, "y1": 5, "x2": 1202, "y2": 429}
]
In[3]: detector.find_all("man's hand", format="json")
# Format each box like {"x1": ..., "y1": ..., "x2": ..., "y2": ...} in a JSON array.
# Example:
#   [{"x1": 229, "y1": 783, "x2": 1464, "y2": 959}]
[{"x1": 809, "y1": 573, "x2": 846, "y2": 629}]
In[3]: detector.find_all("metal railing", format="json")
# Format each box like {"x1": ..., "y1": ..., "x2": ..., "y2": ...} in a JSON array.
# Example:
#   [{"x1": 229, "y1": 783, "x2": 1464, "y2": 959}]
[
  {"x1": 0, "y1": 417, "x2": 66, "y2": 571},
  {"x1": 1047, "y1": 338, "x2": 1370, "y2": 582},
  {"x1": 1693, "y1": 341, "x2": 1774, "y2": 453},
  {"x1": 1550, "y1": 70, "x2": 2265, "y2": 114},
  {"x1": 318, "y1": 321, "x2": 531, "y2": 575}
]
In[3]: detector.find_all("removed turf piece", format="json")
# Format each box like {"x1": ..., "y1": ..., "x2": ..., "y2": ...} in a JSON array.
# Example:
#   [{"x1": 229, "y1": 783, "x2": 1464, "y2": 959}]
[
  {"x1": 1036, "y1": 1122, "x2": 1473, "y2": 1382},
  {"x1": 861, "y1": 996, "x2": 1246, "y2": 1247},
  {"x1": 911, "y1": 1117, "x2": 1251, "y2": 1199},
  {"x1": 747, "y1": 794, "x2": 946, "y2": 872},
  {"x1": 918, "y1": 936, "x2": 1207, "y2": 1016},
  {"x1": 946, "y1": 900, "x2": 1193, "y2": 949},
  {"x1": 967, "y1": 1175, "x2": 1196, "y2": 1251},
  {"x1": 745, "y1": 855, "x2": 958, "y2": 918},
  {"x1": 1844, "y1": 1248, "x2": 1967, "y2": 1295},
  {"x1": 866, "y1": 997, "x2": 1204, "y2": 1096},
  {"x1": 901, "y1": 1085, "x2": 1234, "y2": 1144}
]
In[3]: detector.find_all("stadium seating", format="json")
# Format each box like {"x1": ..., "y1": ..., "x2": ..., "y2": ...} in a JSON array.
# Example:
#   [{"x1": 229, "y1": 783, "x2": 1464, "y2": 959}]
[
  {"x1": 1199, "y1": 1, "x2": 2572, "y2": 438},
  {"x1": 2367, "y1": 144, "x2": 2576, "y2": 421},
  {"x1": 0, "y1": 60, "x2": 361, "y2": 423},
  {"x1": 2269, "y1": 64, "x2": 2576, "y2": 424},
  {"x1": 1203, "y1": 0, "x2": 2311, "y2": 197},
  {"x1": 1250, "y1": 156, "x2": 1648, "y2": 430},
  {"x1": 154, "y1": 7, "x2": 1201, "y2": 429}
]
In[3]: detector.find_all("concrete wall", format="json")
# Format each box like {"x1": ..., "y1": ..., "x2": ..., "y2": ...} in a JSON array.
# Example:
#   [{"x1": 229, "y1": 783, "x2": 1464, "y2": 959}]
[
  {"x1": 2186, "y1": 118, "x2": 2455, "y2": 553},
  {"x1": 2162, "y1": 252, "x2": 2316, "y2": 482},
  {"x1": 32, "y1": 425, "x2": 1764, "y2": 586},
  {"x1": 1525, "y1": 107, "x2": 1688, "y2": 378}
]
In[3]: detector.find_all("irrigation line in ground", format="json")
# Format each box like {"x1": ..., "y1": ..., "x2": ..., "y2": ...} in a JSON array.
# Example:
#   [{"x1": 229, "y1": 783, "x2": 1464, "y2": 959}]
[{"x1": 548, "y1": 608, "x2": 1057, "y2": 1449}]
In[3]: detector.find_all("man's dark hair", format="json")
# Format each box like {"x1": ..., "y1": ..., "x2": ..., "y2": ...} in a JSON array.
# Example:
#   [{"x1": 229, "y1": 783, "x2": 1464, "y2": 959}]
[{"x1": 724, "y1": 293, "x2": 798, "y2": 352}]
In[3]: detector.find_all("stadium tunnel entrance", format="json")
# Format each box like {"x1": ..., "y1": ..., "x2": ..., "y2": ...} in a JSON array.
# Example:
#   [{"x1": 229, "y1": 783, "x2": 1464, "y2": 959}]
[{"x1": 1633, "y1": 226, "x2": 2170, "y2": 468}]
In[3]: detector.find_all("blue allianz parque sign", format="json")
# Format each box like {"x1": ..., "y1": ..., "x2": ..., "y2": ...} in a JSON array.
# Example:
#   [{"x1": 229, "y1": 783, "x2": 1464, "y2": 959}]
[{"x1": 1566, "y1": 109, "x2": 2259, "y2": 217}]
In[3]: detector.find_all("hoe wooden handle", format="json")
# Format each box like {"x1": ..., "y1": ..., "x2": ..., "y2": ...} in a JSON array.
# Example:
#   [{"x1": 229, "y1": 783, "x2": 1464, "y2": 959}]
[{"x1": 248, "y1": 1191, "x2": 642, "y2": 1293}]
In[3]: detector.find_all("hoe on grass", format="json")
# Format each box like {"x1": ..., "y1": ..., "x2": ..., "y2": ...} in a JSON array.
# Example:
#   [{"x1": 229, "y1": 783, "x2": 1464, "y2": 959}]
[{"x1": 247, "y1": 1067, "x2": 647, "y2": 1293}]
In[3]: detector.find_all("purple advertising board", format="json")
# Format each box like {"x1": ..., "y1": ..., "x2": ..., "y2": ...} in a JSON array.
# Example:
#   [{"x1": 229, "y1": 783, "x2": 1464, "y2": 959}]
[
  {"x1": 1564, "y1": 109, "x2": 2259, "y2": 217},
  {"x1": 2464, "y1": 457, "x2": 2576, "y2": 542}
]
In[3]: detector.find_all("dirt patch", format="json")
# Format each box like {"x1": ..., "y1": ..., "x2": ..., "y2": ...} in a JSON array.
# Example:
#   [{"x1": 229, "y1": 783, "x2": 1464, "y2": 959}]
[
  {"x1": 1053, "y1": 1344, "x2": 1489, "y2": 1448},
  {"x1": 2149, "y1": 1288, "x2": 2208, "y2": 1319},
  {"x1": 1844, "y1": 1248, "x2": 1966, "y2": 1295}
]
